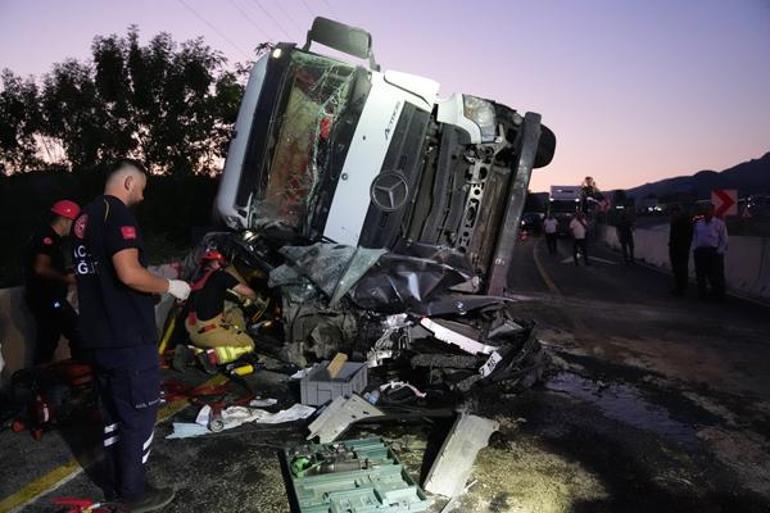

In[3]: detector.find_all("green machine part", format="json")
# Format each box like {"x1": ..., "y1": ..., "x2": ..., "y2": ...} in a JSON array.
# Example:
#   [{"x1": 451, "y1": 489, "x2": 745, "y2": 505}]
[{"x1": 284, "y1": 437, "x2": 430, "y2": 513}]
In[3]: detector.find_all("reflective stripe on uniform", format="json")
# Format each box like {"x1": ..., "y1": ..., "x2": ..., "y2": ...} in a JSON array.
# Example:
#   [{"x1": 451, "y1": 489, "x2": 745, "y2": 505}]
[{"x1": 143, "y1": 431, "x2": 154, "y2": 451}]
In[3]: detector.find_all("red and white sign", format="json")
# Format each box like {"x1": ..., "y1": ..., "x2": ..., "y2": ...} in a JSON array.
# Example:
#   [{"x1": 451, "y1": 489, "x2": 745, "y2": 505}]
[{"x1": 711, "y1": 189, "x2": 737, "y2": 218}]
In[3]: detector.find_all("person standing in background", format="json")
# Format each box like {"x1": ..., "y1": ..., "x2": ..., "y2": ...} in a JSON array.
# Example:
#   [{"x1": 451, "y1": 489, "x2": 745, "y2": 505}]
[
  {"x1": 691, "y1": 203, "x2": 728, "y2": 301},
  {"x1": 616, "y1": 207, "x2": 635, "y2": 264},
  {"x1": 543, "y1": 213, "x2": 559, "y2": 255},
  {"x1": 668, "y1": 205, "x2": 693, "y2": 296},
  {"x1": 569, "y1": 212, "x2": 590, "y2": 265}
]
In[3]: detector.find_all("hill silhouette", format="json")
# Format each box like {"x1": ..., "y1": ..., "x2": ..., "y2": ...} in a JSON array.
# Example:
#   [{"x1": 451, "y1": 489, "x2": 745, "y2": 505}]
[{"x1": 626, "y1": 152, "x2": 770, "y2": 199}]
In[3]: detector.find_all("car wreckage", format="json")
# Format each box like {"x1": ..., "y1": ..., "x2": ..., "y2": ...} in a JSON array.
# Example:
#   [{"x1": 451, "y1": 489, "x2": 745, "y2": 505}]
[{"x1": 173, "y1": 17, "x2": 557, "y2": 396}]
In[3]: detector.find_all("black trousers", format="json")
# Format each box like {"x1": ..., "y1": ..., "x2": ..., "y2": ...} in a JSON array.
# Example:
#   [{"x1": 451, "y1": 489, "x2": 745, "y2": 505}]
[
  {"x1": 573, "y1": 239, "x2": 589, "y2": 265},
  {"x1": 669, "y1": 247, "x2": 690, "y2": 293},
  {"x1": 619, "y1": 236, "x2": 635, "y2": 263},
  {"x1": 86, "y1": 345, "x2": 160, "y2": 501},
  {"x1": 27, "y1": 297, "x2": 81, "y2": 365},
  {"x1": 693, "y1": 247, "x2": 725, "y2": 300},
  {"x1": 545, "y1": 233, "x2": 558, "y2": 254}
]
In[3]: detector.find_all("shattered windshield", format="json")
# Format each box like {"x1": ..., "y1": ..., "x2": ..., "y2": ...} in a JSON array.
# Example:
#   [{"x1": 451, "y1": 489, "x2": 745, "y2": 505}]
[{"x1": 254, "y1": 51, "x2": 357, "y2": 233}]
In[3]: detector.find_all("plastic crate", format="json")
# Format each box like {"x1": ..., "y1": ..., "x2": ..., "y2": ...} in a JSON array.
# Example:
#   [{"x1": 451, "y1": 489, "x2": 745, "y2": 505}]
[
  {"x1": 300, "y1": 361, "x2": 367, "y2": 406},
  {"x1": 283, "y1": 437, "x2": 430, "y2": 513}
]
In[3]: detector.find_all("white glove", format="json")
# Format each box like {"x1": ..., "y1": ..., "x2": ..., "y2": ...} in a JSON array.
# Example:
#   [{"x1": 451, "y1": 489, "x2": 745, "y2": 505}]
[{"x1": 167, "y1": 279, "x2": 191, "y2": 301}]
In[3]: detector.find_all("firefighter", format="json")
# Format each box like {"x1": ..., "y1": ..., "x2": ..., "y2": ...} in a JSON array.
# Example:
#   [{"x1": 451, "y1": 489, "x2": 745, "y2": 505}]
[
  {"x1": 72, "y1": 159, "x2": 191, "y2": 510},
  {"x1": 24, "y1": 199, "x2": 81, "y2": 365},
  {"x1": 184, "y1": 250, "x2": 257, "y2": 369}
]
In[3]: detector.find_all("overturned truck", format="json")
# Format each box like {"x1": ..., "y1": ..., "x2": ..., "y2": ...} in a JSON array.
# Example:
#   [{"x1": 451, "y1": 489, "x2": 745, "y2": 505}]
[{"x1": 186, "y1": 17, "x2": 556, "y2": 394}]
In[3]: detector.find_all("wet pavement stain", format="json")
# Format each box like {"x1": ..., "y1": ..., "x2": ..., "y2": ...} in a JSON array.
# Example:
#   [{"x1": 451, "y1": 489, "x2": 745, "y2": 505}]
[{"x1": 545, "y1": 371, "x2": 699, "y2": 448}]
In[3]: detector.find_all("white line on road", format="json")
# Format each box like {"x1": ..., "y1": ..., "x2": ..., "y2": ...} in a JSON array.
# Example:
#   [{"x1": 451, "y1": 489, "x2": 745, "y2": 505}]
[{"x1": 560, "y1": 255, "x2": 618, "y2": 265}]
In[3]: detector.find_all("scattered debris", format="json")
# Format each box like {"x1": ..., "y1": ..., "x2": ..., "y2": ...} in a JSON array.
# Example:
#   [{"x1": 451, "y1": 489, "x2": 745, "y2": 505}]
[
  {"x1": 307, "y1": 394, "x2": 384, "y2": 443},
  {"x1": 423, "y1": 413, "x2": 499, "y2": 497},
  {"x1": 249, "y1": 398, "x2": 279, "y2": 408},
  {"x1": 167, "y1": 403, "x2": 316, "y2": 439}
]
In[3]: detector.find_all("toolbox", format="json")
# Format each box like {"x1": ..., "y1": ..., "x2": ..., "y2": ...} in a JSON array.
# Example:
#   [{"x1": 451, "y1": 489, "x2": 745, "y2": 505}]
[
  {"x1": 283, "y1": 437, "x2": 430, "y2": 513},
  {"x1": 300, "y1": 361, "x2": 367, "y2": 406}
]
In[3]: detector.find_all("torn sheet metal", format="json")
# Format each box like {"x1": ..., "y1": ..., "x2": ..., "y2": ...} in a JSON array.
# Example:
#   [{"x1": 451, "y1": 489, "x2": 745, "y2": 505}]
[
  {"x1": 307, "y1": 394, "x2": 384, "y2": 443},
  {"x1": 423, "y1": 413, "x2": 499, "y2": 497},
  {"x1": 419, "y1": 318, "x2": 498, "y2": 355},
  {"x1": 269, "y1": 243, "x2": 385, "y2": 309},
  {"x1": 348, "y1": 253, "x2": 471, "y2": 313}
]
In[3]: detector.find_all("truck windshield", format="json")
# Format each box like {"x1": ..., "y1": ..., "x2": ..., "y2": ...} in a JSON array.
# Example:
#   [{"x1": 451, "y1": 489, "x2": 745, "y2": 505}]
[{"x1": 254, "y1": 51, "x2": 357, "y2": 233}]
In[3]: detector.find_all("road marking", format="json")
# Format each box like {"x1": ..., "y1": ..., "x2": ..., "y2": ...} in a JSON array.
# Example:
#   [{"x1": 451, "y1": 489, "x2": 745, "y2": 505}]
[
  {"x1": 0, "y1": 373, "x2": 228, "y2": 513},
  {"x1": 560, "y1": 255, "x2": 618, "y2": 265},
  {"x1": 532, "y1": 238, "x2": 588, "y2": 333},
  {"x1": 533, "y1": 238, "x2": 561, "y2": 295}
]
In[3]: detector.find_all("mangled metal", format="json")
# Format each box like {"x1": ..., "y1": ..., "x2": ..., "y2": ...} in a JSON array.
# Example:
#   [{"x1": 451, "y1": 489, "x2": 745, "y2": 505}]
[
  {"x1": 176, "y1": 15, "x2": 556, "y2": 397},
  {"x1": 181, "y1": 231, "x2": 547, "y2": 394}
]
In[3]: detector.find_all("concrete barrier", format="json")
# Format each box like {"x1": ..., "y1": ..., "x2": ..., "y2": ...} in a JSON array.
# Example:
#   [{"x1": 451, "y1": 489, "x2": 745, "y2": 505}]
[
  {"x1": 600, "y1": 224, "x2": 770, "y2": 301},
  {"x1": 0, "y1": 264, "x2": 180, "y2": 388}
]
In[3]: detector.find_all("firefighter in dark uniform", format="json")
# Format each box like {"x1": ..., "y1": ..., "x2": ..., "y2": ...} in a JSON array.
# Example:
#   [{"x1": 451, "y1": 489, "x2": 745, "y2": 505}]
[
  {"x1": 24, "y1": 199, "x2": 81, "y2": 365},
  {"x1": 72, "y1": 159, "x2": 190, "y2": 512}
]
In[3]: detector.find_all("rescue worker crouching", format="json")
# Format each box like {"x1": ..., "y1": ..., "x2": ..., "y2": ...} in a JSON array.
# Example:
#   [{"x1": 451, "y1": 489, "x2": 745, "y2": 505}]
[
  {"x1": 24, "y1": 199, "x2": 82, "y2": 365},
  {"x1": 183, "y1": 250, "x2": 258, "y2": 371}
]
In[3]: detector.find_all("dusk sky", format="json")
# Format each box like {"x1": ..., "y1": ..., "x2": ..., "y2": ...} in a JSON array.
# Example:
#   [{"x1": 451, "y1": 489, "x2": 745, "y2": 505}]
[{"x1": 1, "y1": 0, "x2": 768, "y2": 191}]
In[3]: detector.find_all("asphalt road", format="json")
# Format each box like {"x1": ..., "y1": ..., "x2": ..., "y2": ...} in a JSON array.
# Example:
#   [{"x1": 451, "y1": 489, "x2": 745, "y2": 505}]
[{"x1": 3, "y1": 234, "x2": 770, "y2": 513}]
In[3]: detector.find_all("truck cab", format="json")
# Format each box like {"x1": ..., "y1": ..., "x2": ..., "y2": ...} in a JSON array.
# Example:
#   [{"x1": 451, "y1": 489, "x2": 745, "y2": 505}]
[
  {"x1": 549, "y1": 185, "x2": 581, "y2": 235},
  {"x1": 215, "y1": 17, "x2": 556, "y2": 294}
]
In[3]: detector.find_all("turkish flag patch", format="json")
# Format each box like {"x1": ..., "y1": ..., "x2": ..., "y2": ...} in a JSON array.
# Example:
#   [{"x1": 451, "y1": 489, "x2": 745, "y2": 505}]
[
  {"x1": 74, "y1": 214, "x2": 88, "y2": 239},
  {"x1": 120, "y1": 226, "x2": 137, "y2": 240}
]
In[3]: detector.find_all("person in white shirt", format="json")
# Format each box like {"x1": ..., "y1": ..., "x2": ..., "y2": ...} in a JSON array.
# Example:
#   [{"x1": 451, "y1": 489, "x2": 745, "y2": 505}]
[
  {"x1": 569, "y1": 212, "x2": 589, "y2": 265},
  {"x1": 691, "y1": 203, "x2": 728, "y2": 300},
  {"x1": 543, "y1": 213, "x2": 559, "y2": 255}
]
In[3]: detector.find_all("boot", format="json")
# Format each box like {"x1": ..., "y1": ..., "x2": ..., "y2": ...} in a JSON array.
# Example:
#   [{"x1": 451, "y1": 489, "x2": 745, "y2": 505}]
[
  {"x1": 123, "y1": 485, "x2": 176, "y2": 513},
  {"x1": 171, "y1": 345, "x2": 194, "y2": 372}
]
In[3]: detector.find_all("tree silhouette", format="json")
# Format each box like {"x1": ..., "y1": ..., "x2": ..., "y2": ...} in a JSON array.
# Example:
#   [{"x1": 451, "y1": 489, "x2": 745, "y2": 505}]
[{"x1": 0, "y1": 26, "x2": 250, "y2": 175}]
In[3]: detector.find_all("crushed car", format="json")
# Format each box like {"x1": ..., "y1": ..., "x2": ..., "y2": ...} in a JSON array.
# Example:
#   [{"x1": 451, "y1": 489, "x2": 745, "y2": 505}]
[{"x1": 171, "y1": 17, "x2": 557, "y2": 396}]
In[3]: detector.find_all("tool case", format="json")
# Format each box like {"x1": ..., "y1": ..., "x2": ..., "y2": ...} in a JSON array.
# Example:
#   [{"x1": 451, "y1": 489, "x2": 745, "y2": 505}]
[{"x1": 283, "y1": 437, "x2": 430, "y2": 512}]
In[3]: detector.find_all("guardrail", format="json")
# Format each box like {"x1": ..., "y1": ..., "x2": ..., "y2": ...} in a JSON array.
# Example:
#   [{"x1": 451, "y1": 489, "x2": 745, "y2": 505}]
[
  {"x1": 599, "y1": 225, "x2": 770, "y2": 301},
  {"x1": 0, "y1": 264, "x2": 180, "y2": 387}
]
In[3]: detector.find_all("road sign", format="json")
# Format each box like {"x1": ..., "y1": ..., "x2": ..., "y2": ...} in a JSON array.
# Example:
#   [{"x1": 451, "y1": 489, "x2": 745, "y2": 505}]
[{"x1": 712, "y1": 189, "x2": 737, "y2": 217}]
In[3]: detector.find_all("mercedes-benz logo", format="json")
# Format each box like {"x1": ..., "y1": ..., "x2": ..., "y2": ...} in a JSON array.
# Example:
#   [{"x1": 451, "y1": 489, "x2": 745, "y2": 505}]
[{"x1": 370, "y1": 172, "x2": 409, "y2": 212}]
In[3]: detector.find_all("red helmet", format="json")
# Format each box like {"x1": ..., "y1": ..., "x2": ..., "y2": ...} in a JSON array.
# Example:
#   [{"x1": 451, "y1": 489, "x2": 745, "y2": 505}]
[
  {"x1": 50, "y1": 200, "x2": 80, "y2": 220},
  {"x1": 200, "y1": 250, "x2": 226, "y2": 264}
]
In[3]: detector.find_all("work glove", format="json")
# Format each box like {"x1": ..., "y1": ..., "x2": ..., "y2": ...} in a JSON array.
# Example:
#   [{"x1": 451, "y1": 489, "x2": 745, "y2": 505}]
[{"x1": 167, "y1": 279, "x2": 191, "y2": 301}]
